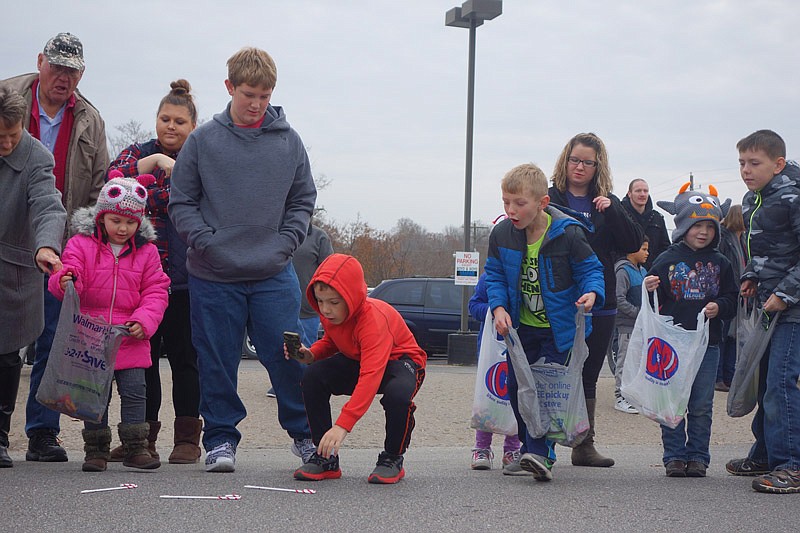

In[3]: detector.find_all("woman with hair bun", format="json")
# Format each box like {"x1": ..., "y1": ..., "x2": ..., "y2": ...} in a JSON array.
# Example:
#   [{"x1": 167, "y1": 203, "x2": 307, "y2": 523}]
[{"x1": 107, "y1": 80, "x2": 201, "y2": 464}]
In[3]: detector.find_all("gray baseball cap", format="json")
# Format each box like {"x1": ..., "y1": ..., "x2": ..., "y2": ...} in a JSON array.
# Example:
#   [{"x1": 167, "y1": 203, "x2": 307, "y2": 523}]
[{"x1": 42, "y1": 33, "x2": 84, "y2": 71}]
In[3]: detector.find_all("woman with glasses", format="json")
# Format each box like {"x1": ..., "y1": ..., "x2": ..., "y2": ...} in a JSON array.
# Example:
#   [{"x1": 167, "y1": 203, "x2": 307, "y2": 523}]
[{"x1": 548, "y1": 132, "x2": 644, "y2": 468}]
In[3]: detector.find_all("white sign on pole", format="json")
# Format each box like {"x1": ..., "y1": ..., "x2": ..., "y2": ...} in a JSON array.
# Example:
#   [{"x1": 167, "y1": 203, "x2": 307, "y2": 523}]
[{"x1": 454, "y1": 251, "x2": 480, "y2": 286}]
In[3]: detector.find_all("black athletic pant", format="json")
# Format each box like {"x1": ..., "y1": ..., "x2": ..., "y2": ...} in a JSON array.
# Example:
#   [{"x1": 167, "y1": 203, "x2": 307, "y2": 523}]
[
  {"x1": 301, "y1": 353, "x2": 425, "y2": 455},
  {"x1": 582, "y1": 313, "x2": 616, "y2": 400},
  {"x1": 144, "y1": 290, "x2": 200, "y2": 419}
]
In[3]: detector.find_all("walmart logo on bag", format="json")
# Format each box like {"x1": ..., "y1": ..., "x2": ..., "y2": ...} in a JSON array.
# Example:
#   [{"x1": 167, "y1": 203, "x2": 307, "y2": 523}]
[
  {"x1": 645, "y1": 337, "x2": 679, "y2": 381},
  {"x1": 485, "y1": 359, "x2": 510, "y2": 401}
]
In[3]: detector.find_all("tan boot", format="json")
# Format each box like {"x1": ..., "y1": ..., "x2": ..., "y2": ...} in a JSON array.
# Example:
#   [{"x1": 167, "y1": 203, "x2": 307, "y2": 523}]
[
  {"x1": 82, "y1": 428, "x2": 112, "y2": 472},
  {"x1": 119, "y1": 422, "x2": 160, "y2": 469},
  {"x1": 571, "y1": 399, "x2": 615, "y2": 467},
  {"x1": 168, "y1": 417, "x2": 202, "y2": 464}
]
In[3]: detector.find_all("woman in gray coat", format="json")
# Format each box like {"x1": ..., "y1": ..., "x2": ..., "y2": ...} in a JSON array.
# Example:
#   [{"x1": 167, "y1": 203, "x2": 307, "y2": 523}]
[{"x1": 0, "y1": 88, "x2": 66, "y2": 467}]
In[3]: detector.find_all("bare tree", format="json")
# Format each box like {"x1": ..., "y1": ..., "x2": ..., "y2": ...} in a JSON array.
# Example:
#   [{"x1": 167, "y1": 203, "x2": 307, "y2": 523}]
[{"x1": 107, "y1": 120, "x2": 154, "y2": 158}]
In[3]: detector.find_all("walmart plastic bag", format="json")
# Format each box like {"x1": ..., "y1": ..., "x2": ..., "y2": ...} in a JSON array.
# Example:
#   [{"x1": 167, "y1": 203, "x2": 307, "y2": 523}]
[
  {"x1": 470, "y1": 310, "x2": 518, "y2": 436},
  {"x1": 621, "y1": 284, "x2": 709, "y2": 429},
  {"x1": 505, "y1": 306, "x2": 590, "y2": 447},
  {"x1": 727, "y1": 300, "x2": 780, "y2": 418},
  {"x1": 36, "y1": 281, "x2": 127, "y2": 423}
]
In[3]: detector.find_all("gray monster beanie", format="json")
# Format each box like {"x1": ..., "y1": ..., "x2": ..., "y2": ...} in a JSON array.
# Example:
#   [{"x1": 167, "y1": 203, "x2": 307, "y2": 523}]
[{"x1": 656, "y1": 183, "x2": 730, "y2": 244}]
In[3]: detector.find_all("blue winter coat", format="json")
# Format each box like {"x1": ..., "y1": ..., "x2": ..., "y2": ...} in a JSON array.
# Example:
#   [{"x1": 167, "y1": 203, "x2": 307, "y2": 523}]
[{"x1": 485, "y1": 206, "x2": 605, "y2": 353}]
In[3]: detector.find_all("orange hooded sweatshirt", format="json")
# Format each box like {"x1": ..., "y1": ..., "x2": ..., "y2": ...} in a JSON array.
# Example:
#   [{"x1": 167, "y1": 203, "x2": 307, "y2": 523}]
[{"x1": 306, "y1": 254, "x2": 427, "y2": 432}]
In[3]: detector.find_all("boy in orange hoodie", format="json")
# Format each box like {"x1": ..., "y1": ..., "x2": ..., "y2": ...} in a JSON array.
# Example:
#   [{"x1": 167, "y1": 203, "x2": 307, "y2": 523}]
[{"x1": 290, "y1": 254, "x2": 426, "y2": 484}]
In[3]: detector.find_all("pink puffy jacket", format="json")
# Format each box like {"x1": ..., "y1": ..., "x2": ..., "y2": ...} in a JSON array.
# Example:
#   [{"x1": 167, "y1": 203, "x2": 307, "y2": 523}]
[{"x1": 48, "y1": 207, "x2": 169, "y2": 370}]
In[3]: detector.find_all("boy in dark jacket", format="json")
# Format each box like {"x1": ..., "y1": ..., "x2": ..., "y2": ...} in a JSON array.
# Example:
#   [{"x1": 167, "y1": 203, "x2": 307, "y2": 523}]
[
  {"x1": 291, "y1": 254, "x2": 426, "y2": 484},
  {"x1": 646, "y1": 186, "x2": 737, "y2": 478},
  {"x1": 726, "y1": 130, "x2": 800, "y2": 494},
  {"x1": 485, "y1": 163, "x2": 604, "y2": 482}
]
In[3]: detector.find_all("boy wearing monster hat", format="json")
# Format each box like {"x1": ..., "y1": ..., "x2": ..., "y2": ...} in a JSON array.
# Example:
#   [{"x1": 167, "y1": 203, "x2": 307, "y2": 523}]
[{"x1": 642, "y1": 184, "x2": 738, "y2": 478}]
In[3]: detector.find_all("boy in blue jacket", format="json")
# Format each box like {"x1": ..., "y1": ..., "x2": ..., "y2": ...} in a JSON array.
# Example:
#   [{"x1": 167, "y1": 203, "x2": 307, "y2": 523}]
[
  {"x1": 612, "y1": 235, "x2": 649, "y2": 414},
  {"x1": 485, "y1": 163, "x2": 604, "y2": 482}
]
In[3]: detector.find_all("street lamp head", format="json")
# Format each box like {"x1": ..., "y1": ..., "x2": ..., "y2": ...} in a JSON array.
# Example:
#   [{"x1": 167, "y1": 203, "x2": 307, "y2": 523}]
[
  {"x1": 445, "y1": 7, "x2": 475, "y2": 28},
  {"x1": 462, "y1": 0, "x2": 502, "y2": 21},
  {"x1": 445, "y1": 1, "x2": 502, "y2": 28}
]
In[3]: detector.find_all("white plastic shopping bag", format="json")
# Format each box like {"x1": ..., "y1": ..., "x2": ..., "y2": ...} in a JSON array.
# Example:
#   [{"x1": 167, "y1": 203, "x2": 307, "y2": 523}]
[
  {"x1": 470, "y1": 310, "x2": 518, "y2": 436},
  {"x1": 621, "y1": 284, "x2": 709, "y2": 429},
  {"x1": 36, "y1": 281, "x2": 127, "y2": 423},
  {"x1": 505, "y1": 306, "x2": 590, "y2": 447}
]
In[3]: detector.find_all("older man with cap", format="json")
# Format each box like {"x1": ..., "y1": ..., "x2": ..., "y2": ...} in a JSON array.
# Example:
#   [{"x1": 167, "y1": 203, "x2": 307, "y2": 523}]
[{"x1": 0, "y1": 32, "x2": 108, "y2": 462}]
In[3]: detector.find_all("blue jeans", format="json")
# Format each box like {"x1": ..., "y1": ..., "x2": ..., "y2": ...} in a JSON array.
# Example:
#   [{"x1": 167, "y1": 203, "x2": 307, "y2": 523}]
[
  {"x1": 661, "y1": 344, "x2": 719, "y2": 466},
  {"x1": 299, "y1": 316, "x2": 320, "y2": 346},
  {"x1": 25, "y1": 276, "x2": 62, "y2": 436},
  {"x1": 85, "y1": 368, "x2": 146, "y2": 430},
  {"x1": 189, "y1": 265, "x2": 311, "y2": 451},
  {"x1": 505, "y1": 325, "x2": 566, "y2": 463},
  {"x1": 747, "y1": 321, "x2": 800, "y2": 471}
]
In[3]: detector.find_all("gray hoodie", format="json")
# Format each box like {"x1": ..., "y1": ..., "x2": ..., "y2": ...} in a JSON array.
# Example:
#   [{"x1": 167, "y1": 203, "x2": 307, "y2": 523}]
[{"x1": 169, "y1": 103, "x2": 316, "y2": 282}]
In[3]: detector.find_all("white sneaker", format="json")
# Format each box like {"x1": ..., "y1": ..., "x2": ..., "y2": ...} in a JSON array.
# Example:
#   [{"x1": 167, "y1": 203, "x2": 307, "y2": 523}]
[
  {"x1": 615, "y1": 397, "x2": 639, "y2": 414},
  {"x1": 470, "y1": 448, "x2": 493, "y2": 470},
  {"x1": 291, "y1": 438, "x2": 316, "y2": 464},
  {"x1": 205, "y1": 442, "x2": 236, "y2": 472}
]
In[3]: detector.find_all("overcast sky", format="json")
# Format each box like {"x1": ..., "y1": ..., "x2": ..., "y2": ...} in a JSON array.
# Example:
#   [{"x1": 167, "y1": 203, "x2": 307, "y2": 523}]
[{"x1": 5, "y1": 1, "x2": 799, "y2": 233}]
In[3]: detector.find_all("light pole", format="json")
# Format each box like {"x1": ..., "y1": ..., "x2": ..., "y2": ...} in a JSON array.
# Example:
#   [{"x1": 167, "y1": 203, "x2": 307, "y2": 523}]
[{"x1": 445, "y1": 0, "x2": 502, "y2": 364}]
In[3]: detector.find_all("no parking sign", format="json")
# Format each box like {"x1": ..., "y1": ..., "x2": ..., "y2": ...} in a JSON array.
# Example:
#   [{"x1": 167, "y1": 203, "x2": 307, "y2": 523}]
[{"x1": 454, "y1": 251, "x2": 479, "y2": 286}]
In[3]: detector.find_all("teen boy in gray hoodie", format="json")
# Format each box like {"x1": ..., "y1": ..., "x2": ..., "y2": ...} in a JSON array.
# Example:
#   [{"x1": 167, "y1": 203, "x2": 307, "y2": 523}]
[{"x1": 169, "y1": 47, "x2": 316, "y2": 473}]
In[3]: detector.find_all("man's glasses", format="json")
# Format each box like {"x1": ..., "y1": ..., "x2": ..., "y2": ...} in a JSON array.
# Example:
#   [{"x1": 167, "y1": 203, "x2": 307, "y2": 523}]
[{"x1": 567, "y1": 156, "x2": 597, "y2": 168}]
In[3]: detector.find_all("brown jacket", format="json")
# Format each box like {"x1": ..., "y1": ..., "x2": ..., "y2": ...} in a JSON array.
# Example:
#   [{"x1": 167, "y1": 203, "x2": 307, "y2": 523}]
[{"x1": 0, "y1": 73, "x2": 108, "y2": 223}]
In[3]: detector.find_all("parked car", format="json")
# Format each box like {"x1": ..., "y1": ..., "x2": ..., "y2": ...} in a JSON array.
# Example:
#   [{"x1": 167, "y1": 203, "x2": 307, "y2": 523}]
[{"x1": 368, "y1": 277, "x2": 480, "y2": 355}]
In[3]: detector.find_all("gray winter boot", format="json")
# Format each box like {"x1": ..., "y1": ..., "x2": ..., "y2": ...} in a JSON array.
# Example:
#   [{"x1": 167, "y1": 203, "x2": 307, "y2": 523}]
[
  {"x1": 119, "y1": 422, "x2": 160, "y2": 469},
  {"x1": 571, "y1": 398, "x2": 615, "y2": 467},
  {"x1": 82, "y1": 427, "x2": 112, "y2": 472}
]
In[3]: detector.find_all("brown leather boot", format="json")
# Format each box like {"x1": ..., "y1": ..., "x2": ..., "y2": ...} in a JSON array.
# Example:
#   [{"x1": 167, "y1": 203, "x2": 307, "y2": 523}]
[
  {"x1": 82, "y1": 427, "x2": 112, "y2": 472},
  {"x1": 119, "y1": 422, "x2": 160, "y2": 469},
  {"x1": 168, "y1": 417, "x2": 202, "y2": 464},
  {"x1": 571, "y1": 399, "x2": 615, "y2": 467}
]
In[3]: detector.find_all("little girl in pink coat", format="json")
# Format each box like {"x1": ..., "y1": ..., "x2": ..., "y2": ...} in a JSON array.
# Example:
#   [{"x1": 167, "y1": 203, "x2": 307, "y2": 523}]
[{"x1": 49, "y1": 170, "x2": 169, "y2": 472}]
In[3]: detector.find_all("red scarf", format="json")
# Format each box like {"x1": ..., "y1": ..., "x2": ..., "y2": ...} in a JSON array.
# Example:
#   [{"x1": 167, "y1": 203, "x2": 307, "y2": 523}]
[{"x1": 28, "y1": 79, "x2": 76, "y2": 194}]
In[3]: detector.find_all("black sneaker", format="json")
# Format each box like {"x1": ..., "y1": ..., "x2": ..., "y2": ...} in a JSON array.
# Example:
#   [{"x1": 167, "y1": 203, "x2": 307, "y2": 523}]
[
  {"x1": 725, "y1": 457, "x2": 770, "y2": 476},
  {"x1": 686, "y1": 461, "x2": 707, "y2": 478},
  {"x1": 665, "y1": 460, "x2": 687, "y2": 477},
  {"x1": 26, "y1": 430, "x2": 68, "y2": 462},
  {"x1": 294, "y1": 452, "x2": 341, "y2": 481},
  {"x1": 368, "y1": 451, "x2": 405, "y2": 484},
  {"x1": 752, "y1": 469, "x2": 800, "y2": 494}
]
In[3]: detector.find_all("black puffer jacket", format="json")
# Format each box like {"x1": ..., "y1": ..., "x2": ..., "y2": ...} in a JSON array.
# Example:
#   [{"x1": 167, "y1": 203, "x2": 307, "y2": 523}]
[{"x1": 621, "y1": 195, "x2": 670, "y2": 269}]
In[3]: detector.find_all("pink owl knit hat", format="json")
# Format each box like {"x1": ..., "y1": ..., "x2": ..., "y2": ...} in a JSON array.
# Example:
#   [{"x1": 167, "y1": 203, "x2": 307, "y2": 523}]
[{"x1": 95, "y1": 169, "x2": 156, "y2": 226}]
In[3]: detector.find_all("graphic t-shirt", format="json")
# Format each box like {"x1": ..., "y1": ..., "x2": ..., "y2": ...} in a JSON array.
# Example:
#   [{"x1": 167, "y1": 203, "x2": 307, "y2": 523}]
[
  {"x1": 565, "y1": 190, "x2": 593, "y2": 220},
  {"x1": 520, "y1": 213, "x2": 551, "y2": 328}
]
